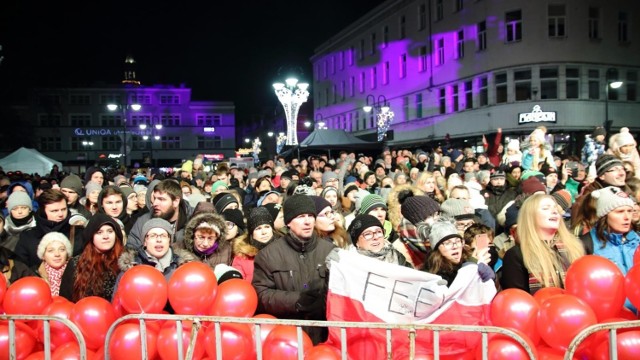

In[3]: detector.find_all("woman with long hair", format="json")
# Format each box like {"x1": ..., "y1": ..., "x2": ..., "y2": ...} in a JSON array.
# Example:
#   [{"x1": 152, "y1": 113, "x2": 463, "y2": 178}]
[
  {"x1": 82, "y1": 181, "x2": 102, "y2": 216},
  {"x1": 415, "y1": 171, "x2": 445, "y2": 203},
  {"x1": 59, "y1": 213, "x2": 125, "y2": 302},
  {"x1": 501, "y1": 194, "x2": 585, "y2": 294},
  {"x1": 521, "y1": 128, "x2": 555, "y2": 172},
  {"x1": 312, "y1": 196, "x2": 350, "y2": 249}
]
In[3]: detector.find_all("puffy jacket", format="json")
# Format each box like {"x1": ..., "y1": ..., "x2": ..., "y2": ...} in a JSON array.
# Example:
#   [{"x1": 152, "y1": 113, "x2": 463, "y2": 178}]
[
  {"x1": 177, "y1": 212, "x2": 233, "y2": 270},
  {"x1": 588, "y1": 228, "x2": 639, "y2": 276}
]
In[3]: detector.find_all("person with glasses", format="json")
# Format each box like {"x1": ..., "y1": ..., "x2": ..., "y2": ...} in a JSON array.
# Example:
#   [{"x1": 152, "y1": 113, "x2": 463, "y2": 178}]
[
  {"x1": 346, "y1": 214, "x2": 410, "y2": 267},
  {"x1": 419, "y1": 217, "x2": 494, "y2": 287},
  {"x1": 312, "y1": 196, "x2": 349, "y2": 249},
  {"x1": 179, "y1": 212, "x2": 233, "y2": 270},
  {"x1": 221, "y1": 208, "x2": 246, "y2": 241}
]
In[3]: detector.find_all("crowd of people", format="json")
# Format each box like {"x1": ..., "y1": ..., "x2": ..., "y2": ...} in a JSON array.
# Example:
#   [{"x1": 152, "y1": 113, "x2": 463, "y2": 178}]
[{"x1": 0, "y1": 125, "x2": 638, "y2": 344}]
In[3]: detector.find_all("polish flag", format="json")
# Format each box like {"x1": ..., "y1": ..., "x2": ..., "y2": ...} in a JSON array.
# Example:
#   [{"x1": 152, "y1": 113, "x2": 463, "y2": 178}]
[{"x1": 325, "y1": 249, "x2": 497, "y2": 359}]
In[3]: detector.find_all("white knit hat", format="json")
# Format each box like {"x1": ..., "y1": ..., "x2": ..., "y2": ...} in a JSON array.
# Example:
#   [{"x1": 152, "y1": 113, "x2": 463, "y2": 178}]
[
  {"x1": 592, "y1": 186, "x2": 636, "y2": 218},
  {"x1": 507, "y1": 139, "x2": 520, "y2": 151},
  {"x1": 614, "y1": 127, "x2": 636, "y2": 148},
  {"x1": 37, "y1": 232, "x2": 72, "y2": 260}
]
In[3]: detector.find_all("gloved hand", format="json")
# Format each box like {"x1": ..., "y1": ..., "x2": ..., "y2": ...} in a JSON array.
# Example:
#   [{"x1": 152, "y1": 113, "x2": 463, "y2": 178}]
[
  {"x1": 477, "y1": 262, "x2": 496, "y2": 282},
  {"x1": 295, "y1": 288, "x2": 325, "y2": 320}
]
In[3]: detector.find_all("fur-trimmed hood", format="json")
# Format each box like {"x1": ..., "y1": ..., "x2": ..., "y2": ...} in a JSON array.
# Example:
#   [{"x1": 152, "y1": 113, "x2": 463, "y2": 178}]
[
  {"x1": 182, "y1": 212, "x2": 228, "y2": 251},
  {"x1": 117, "y1": 246, "x2": 196, "y2": 272}
]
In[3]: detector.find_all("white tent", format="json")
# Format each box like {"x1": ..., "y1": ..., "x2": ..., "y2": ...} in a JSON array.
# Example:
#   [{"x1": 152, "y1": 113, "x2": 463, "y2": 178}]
[{"x1": 0, "y1": 147, "x2": 63, "y2": 175}]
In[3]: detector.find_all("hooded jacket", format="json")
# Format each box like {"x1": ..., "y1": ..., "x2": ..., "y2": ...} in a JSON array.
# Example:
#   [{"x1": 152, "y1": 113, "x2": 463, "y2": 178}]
[{"x1": 178, "y1": 212, "x2": 233, "y2": 269}]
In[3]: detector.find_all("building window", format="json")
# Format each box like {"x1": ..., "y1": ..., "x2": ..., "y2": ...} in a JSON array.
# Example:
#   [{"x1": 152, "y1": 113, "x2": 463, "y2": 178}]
[
  {"x1": 315, "y1": 64, "x2": 320, "y2": 81},
  {"x1": 160, "y1": 114, "x2": 181, "y2": 126},
  {"x1": 436, "y1": 39, "x2": 445, "y2": 65},
  {"x1": 514, "y1": 69, "x2": 532, "y2": 101},
  {"x1": 505, "y1": 10, "x2": 522, "y2": 43},
  {"x1": 436, "y1": 0, "x2": 443, "y2": 21},
  {"x1": 160, "y1": 136, "x2": 181, "y2": 150},
  {"x1": 477, "y1": 21, "x2": 487, "y2": 51},
  {"x1": 324, "y1": 88, "x2": 329, "y2": 106},
  {"x1": 403, "y1": 96, "x2": 410, "y2": 121},
  {"x1": 196, "y1": 114, "x2": 222, "y2": 126},
  {"x1": 159, "y1": 95, "x2": 180, "y2": 105},
  {"x1": 479, "y1": 76, "x2": 488, "y2": 106},
  {"x1": 71, "y1": 137, "x2": 83, "y2": 151},
  {"x1": 330, "y1": 56, "x2": 335, "y2": 74},
  {"x1": 418, "y1": 46, "x2": 428, "y2": 72},
  {"x1": 588, "y1": 7, "x2": 600, "y2": 40},
  {"x1": 350, "y1": 76, "x2": 355, "y2": 97},
  {"x1": 359, "y1": 72, "x2": 366, "y2": 93},
  {"x1": 103, "y1": 136, "x2": 120, "y2": 151},
  {"x1": 338, "y1": 51, "x2": 344, "y2": 70},
  {"x1": 323, "y1": 60, "x2": 328, "y2": 79},
  {"x1": 453, "y1": 85, "x2": 460, "y2": 112},
  {"x1": 540, "y1": 67, "x2": 558, "y2": 99},
  {"x1": 588, "y1": 69, "x2": 600, "y2": 100},
  {"x1": 548, "y1": 5, "x2": 566, "y2": 38},
  {"x1": 40, "y1": 137, "x2": 62, "y2": 151},
  {"x1": 566, "y1": 67, "x2": 580, "y2": 99},
  {"x1": 382, "y1": 25, "x2": 389, "y2": 48},
  {"x1": 399, "y1": 15, "x2": 406, "y2": 39},
  {"x1": 348, "y1": 46, "x2": 355, "y2": 66},
  {"x1": 399, "y1": 53, "x2": 407, "y2": 78},
  {"x1": 129, "y1": 114, "x2": 151, "y2": 127},
  {"x1": 618, "y1": 12, "x2": 629, "y2": 43},
  {"x1": 415, "y1": 93, "x2": 423, "y2": 119},
  {"x1": 198, "y1": 136, "x2": 221, "y2": 149},
  {"x1": 418, "y1": 4, "x2": 426, "y2": 30},
  {"x1": 38, "y1": 114, "x2": 61, "y2": 127},
  {"x1": 332, "y1": 84, "x2": 337, "y2": 103},
  {"x1": 130, "y1": 94, "x2": 151, "y2": 105},
  {"x1": 454, "y1": 0, "x2": 463, "y2": 12},
  {"x1": 495, "y1": 72, "x2": 508, "y2": 103},
  {"x1": 465, "y1": 81, "x2": 473, "y2": 109},
  {"x1": 100, "y1": 114, "x2": 122, "y2": 127},
  {"x1": 456, "y1": 30, "x2": 465, "y2": 59},
  {"x1": 370, "y1": 68, "x2": 377, "y2": 89},
  {"x1": 341, "y1": 81, "x2": 346, "y2": 101},
  {"x1": 370, "y1": 33, "x2": 376, "y2": 55},
  {"x1": 99, "y1": 95, "x2": 122, "y2": 105},
  {"x1": 69, "y1": 94, "x2": 91, "y2": 105},
  {"x1": 355, "y1": 111, "x2": 361, "y2": 131},
  {"x1": 358, "y1": 39, "x2": 365, "y2": 60},
  {"x1": 383, "y1": 61, "x2": 390, "y2": 85},
  {"x1": 69, "y1": 114, "x2": 91, "y2": 127},
  {"x1": 627, "y1": 71, "x2": 637, "y2": 102},
  {"x1": 439, "y1": 88, "x2": 446, "y2": 114}
]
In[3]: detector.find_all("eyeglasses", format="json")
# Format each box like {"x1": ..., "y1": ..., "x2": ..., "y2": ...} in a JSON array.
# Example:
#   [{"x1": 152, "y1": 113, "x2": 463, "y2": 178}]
[
  {"x1": 225, "y1": 221, "x2": 236, "y2": 229},
  {"x1": 360, "y1": 229, "x2": 384, "y2": 241},
  {"x1": 317, "y1": 210, "x2": 335, "y2": 218},
  {"x1": 195, "y1": 235, "x2": 217, "y2": 245},
  {"x1": 440, "y1": 238, "x2": 463, "y2": 249},
  {"x1": 146, "y1": 233, "x2": 170, "y2": 241}
]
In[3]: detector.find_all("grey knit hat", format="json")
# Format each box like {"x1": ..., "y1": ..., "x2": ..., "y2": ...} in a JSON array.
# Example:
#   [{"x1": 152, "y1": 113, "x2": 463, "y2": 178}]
[
  {"x1": 428, "y1": 218, "x2": 461, "y2": 248},
  {"x1": 596, "y1": 155, "x2": 624, "y2": 177},
  {"x1": 60, "y1": 174, "x2": 84, "y2": 195},
  {"x1": 37, "y1": 232, "x2": 72, "y2": 260},
  {"x1": 592, "y1": 186, "x2": 635, "y2": 218},
  {"x1": 7, "y1": 191, "x2": 33, "y2": 211},
  {"x1": 440, "y1": 198, "x2": 475, "y2": 220},
  {"x1": 141, "y1": 218, "x2": 174, "y2": 239},
  {"x1": 322, "y1": 171, "x2": 339, "y2": 187},
  {"x1": 85, "y1": 181, "x2": 102, "y2": 196}
]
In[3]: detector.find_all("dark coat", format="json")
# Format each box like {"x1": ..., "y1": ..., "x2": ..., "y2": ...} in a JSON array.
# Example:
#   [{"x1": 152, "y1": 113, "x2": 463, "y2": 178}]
[
  {"x1": 482, "y1": 185, "x2": 518, "y2": 218},
  {"x1": 59, "y1": 255, "x2": 117, "y2": 302}
]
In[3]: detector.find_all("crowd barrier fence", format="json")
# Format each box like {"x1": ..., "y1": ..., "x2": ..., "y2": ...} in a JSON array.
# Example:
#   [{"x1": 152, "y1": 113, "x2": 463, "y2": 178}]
[{"x1": 564, "y1": 319, "x2": 640, "y2": 360}]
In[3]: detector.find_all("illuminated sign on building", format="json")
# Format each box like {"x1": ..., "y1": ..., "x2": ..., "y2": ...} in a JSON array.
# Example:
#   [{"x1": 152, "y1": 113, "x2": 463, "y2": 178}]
[
  {"x1": 203, "y1": 127, "x2": 216, "y2": 132},
  {"x1": 74, "y1": 128, "x2": 149, "y2": 136},
  {"x1": 203, "y1": 154, "x2": 225, "y2": 161},
  {"x1": 518, "y1": 105, "x2": 557, "y2": 124}
]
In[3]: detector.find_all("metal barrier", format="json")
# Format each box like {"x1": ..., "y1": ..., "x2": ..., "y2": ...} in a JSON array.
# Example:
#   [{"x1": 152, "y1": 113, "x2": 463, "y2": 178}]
[
  {"x1": 564, "y1": 319, "x2": 640, "y2": 360},
  {"x1": 104, "y1": 314, "x2": 537, "y2": 360},
  {"x1": 0, "y1": 314, "x2": 87, "y2": 360}
]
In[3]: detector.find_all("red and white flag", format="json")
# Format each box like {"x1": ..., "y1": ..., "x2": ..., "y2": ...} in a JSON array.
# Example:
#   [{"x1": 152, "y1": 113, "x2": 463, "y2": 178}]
[{"x1": 325, "y1": 249, "x2": 497, "y2": 359}]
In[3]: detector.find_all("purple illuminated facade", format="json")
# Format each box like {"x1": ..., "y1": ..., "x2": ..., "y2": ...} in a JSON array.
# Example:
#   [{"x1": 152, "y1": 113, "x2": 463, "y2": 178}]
[{"x1": 311, "y1": 0, "x2": 640, "y2": 151}]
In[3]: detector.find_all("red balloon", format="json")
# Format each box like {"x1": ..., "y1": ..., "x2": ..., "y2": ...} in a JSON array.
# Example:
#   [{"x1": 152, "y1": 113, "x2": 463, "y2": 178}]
[
  {"x1": 204, "y1": 322, "x2": 255, "y2": 360},
  {"x1": 262, "y1": 325, "x2": 313, "y2": 360},
  {"x1": 24, "y1": 351, "x2": 45, "y2": 360},
  {"x1": 593, "y1": 330, "x2": 640, "y2": 360},
  {"x1": 51, "y1": 342, "x2": 95, "y2": 360},
  {"x1": 118, "y1": 265, "x2": 168, "y2": 314},
  {"x1": 3, "y1": 277, "x2": 52, "y2": 315},
  {"x1": 209, "y1": 279, "x2": 257, "y2": 317},
  {"x1": 536, "y1": 294, "x2": 597, "y2": 351},
  {"x1": 490, "y1": 289, "x2": 540, "y2": 343},
  {"x1": 618, "y1": 307, "x2": 638, "y2": 320},
  {"x1": 305, "y1": 344, "x2": 342, "y2": 360},
  {"x1": 0, "y1": 322, "x2": 37, "y2": 360},
  {"x1": 70, "y1": 296, "x2": 117, "y2": 351},
  {"x1": 634, "y1": 246, "x2": 640, "y2": 265},
  {"x1": 108, "y1": 323, "x2": 158, "y2": 360},
  {"x1": 565, "y1": 255, "x2": 626, "y2": 321},
  {"x1": 252, "y1": 314, "x2": 277, "y2": 345},
  {"x1": 474, "y1": 332, "x2": 538, "y2": 360},
  {"x1": 536, "y1": 345, "x2": 566, "y2": 360},
  {"x1": 38, "y1": 300, "x2": 76, "y2": 351},
  {"x1": 533, "y1": 287, "x2": 565, "y2": 305},
  {"x1": 0, "y1": 274, "x2": 7, "y2": 305},
  {"x1": 624, "y1": 265, "x2": 640, "y2": 310},
  {"x1": 168, "y1": 262, "x2": 218, "y2": 315},
  {"x1": 156, "y1": 321, "x2": 206, "y2": 360}
]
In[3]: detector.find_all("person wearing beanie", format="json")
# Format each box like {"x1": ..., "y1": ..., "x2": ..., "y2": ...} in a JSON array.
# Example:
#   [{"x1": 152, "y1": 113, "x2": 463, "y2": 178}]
[
  {"x1": 551, "y1": 189, "x2": 573, "y2": 214},
  {"x1": 222, "y1": 208, "x2": 246, "y2": 241},
  {"x1": 214, "y1": 263, "x2": 243, "y2": 284},
  {"x1": 322, "y1": 171, "x2": 340, "y2": 189},
  {"x1": 401, "y1": 195, "x2": 440, "y2": 226},
  {"x1": 231, "y1": 207, "x2": 275, "y2": 283},
  {"x1": 84, "y1": 167, "x2": 105, "y2": 187},
  {"x1": 417, "y1": 217, "x2": 493, "y2": 286},
  {"x1": 34, "y1": 232, "x2": 72, "y2": 296},
  {"x1": 252, "y1": 194, "x2": 335, "y2": 345},
  {"x1": 211, "y1": 180, "x2": 229, "y2": 195},
  {"x1": 522, "y1": 128, "x2": 555, "y2": 172},
  {"x1": 2, "y1": 191, "x2": 37, "y2": 252},
  {"x1": 60, "y1": 174, "x2": 92, "y2": 219},
  {"x1": 357, "y1": 194, "x2": 396, "y2": 243},
  {"x1": 520, "y1": 177, "x2": 547, "y2": 195},
  {"x1": 59, "y1": 213, "x2": 125, "y2": 302},
  {"x1": 179, "y1": 212, "x2": 232, "y2": 271},
  {"x1": 257, "y1": 190, "x2": 281, "y2": 207},
  {"x1": 82, "y1": 181, "x2": 102, "y2": 216},
  {"x1": 343, "y1": 214, "x2": 409, "y2": 266},
  {"x1": 501, "y1": 194, "x2": 585, "y2": 295},
  {"x1": 213, "y1": 192, "x2": 239, "y2": 214},
  {"x1": 608, "y1": 127, "x2": 640, "y2": 179},
  {"x1": 482, "y1": 168, "x2": 518, "y2": 219}
]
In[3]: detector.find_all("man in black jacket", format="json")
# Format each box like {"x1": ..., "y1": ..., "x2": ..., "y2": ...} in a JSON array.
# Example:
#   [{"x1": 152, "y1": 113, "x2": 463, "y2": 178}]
[{"x1": 252, "y1": 194, "x2": 335, "y2": 345}]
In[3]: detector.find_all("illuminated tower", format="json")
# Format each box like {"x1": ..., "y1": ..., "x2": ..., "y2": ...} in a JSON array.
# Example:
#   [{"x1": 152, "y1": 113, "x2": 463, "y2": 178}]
[{"x1": 122, "y1": 55, "x2": 141, "y2": 86}]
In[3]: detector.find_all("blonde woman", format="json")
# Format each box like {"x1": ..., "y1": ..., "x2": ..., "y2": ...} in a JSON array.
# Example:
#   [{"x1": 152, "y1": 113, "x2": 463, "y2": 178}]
[
  {"x1": 501, "y1": 194, "x2": 585, "y2": 294},
  {"x1": 415, "y1": 171, "x2": 445, "y2": 203},
  {"x1": 521, "y1": 128, "x2": 555, "y2": 172}
]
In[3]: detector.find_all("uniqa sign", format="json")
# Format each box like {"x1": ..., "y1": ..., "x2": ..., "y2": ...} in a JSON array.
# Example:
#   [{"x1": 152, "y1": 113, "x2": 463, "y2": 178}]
[
  {"x1": 74, "y1": 128, "x2": 147, "y2": 136},
  {"x1": 518, "y1": 105, "x2": 557, "y2": 124}
]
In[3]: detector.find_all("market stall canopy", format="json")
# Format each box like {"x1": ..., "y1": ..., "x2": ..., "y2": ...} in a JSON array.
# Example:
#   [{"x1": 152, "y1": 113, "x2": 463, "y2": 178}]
[{"x1": 0, "y1": 147, "x2": 63, "y2": 176}]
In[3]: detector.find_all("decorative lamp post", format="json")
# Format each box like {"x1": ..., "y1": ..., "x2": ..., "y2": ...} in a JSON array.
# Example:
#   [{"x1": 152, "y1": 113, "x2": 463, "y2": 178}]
[
  {"x1": 273, "y1": 78, "x2": 309, "y2": 145},
  {"x1": 82, "y1": 140, "x2": 94, "y2": 169},
  {"x1": 107, "y1": 103, "x2": 141, "y2": 168},
  {"x1": 363, "y1": 95, "x2": 394, "y2": 142},
  {"x1": 140, "y1": 121, "x2": 163, "y2": 167},
  {"x1": 604, "y1": 68, "x2": 623, "y2": 133}
]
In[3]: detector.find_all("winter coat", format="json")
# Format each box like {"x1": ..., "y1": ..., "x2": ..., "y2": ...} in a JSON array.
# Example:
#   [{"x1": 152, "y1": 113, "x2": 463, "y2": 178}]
[
  {"x1": 252, "y1": 232, "x2": 335, "y2": 345},
  {"x1": 585, "y1": 228, "x2": 639, "y2": 276},
  {"x1": 581, "y1": 137, "x2": 606, "y2": 168},
  {"x1": 177, "y1": 212, "x2": 233, "y2": 270},
  {"x1": 482, "y1": 185, "x2": 518, "y2": 219},
  {"x1": 127, "y1": 198, "x2": 193, "y2": 250},
  {"x1": 59, "y1": 255, "x2": 117, "y2": 302},
  {"x1": 231, "y1": 235, "x2": 260, "y2": 283},
  {"x1": 2, "y1": 182, "x2": 39, "y2": 217},
  {"x1": 2, "y1": 214, "x2": 36, "y2": 252}
]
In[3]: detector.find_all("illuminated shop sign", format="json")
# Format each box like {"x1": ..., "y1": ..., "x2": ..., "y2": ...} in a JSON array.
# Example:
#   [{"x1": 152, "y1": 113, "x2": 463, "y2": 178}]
[
  {"x1": 74, "y1": 128, "x2": 149, "y2": 136},
  {"x1": 518, "y1": 105, "x2": 556, "y2": 124},
  {"x1": 203, "y1": 154, "x2": 224, "y2": 161}
]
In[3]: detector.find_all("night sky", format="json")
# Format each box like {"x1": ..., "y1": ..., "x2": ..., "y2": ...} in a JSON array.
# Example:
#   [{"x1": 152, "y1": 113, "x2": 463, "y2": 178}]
[{"x1": 0, "y1": 0, "x2": 387, "y2": 126}]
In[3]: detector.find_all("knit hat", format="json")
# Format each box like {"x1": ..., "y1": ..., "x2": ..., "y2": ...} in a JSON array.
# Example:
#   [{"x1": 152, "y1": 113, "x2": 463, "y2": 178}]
[
  {"x1": 262, "y1": 203, "x2": 282, "y2": 224},
  {"x1": 60, "y1": 174, "x2": 83, "y2": 195},
  {"x1": 520, "y1": 177, "x2": 546, "y2": 195},
  {"x1": 592, "y1": 186, "x2": 635, "y2": 218},
  {"x1": 280, "y1": 170, "x2": 294, "y2": 180},
  {"x1": 542, "y1": 166, "x2": 557, "y2": 177},
  {"x1": 595, "y1": 155, "x2": 624, "y2": 177},
  {"x1": 211, "y1": 180, "x2": 229, "y2": 194},
  {"x1": 7, "y1": 191, "x2": 33, "y2": 211},
  {"x1": 320, "y1": 186, "x2": 338, "y2": 199},
  {"x1": 592, "y1": 126, "x2": 607, "y2": 139},
  {"x1": 120, "y1": 186, "x2": 135, "y2": 199},
  {"x1": 133, "y1": 175, "x2": 149, "y2": 186},
  {"x1": 181, "y1": 160, "x2": 193, "y2": 173},
  {"x1": 214, "y1": 264, "x2": 243, "y2": 284},
  {"x1": 322, "y1": 171, "x2": 339, "y2": 187},
  {"x1": 343, "y1": 183, "x2": 359, "y2": 198},
  {"x1": 113, "y1": 175, "x2": 127, "y2": 186},
  {"x1": 614, "y1": 127, "x2": 636, "y2": 148},
  {"x1": 310, "y1": 196, "x2": 332, "y2": 215},
  {"x1": 212, "y1": 193, "x2": 238, "y2": 213},
  {"x1": 440, "y1": 198, "x2": 475, "y2": 220},
  {"x1": 247, "y1": 172, "x2": 259, "y2": 182},
  {"x1": 490, "y1": 170, "x2": 506, "y2": 179},
  {"x1": 187, "y1": 193, "x2": 207, "y2": 208},
  {"x1": 358, "y1": 194, "x2": 387, "y2": 215},
  {"x1": 37, "y1": 232, "x2": 73, "y2": 260},
  {"x1": 257, "y1": 190, "x2": 280, "y2": 207},
  {"x1": 551, "y1": 190, "x2": 573, "y2": 212},
  {"x1": 428, "y1": 218, "x2": 461, "y2": 249},
  {"x1": 504, "y1": 205, "x2": 519, "y2": 233},
  {"x1": 283, "y1": 195, "x2": 316, "y2": 225},
  {"x1": 85, "y1": 181, "x2": 102, "y2": 196},
  {"x1": 222, "y1": 208, "x2": 246, "y2": 232},
  {"x1": 247, "y1": 207, "x2": 274, "y2": 233},
  {"x1": 507, "y1": 139, "x2": 520, "y2": 151},
  {"x1": 142, "y1": 218, "x2": 174, "y2": 239},
  {"x1": 401, "y1": 195, "x2": 440, "y2": 225},
  {"x1": 348, "y1": 214, "x2": 383, "y2": 245}
]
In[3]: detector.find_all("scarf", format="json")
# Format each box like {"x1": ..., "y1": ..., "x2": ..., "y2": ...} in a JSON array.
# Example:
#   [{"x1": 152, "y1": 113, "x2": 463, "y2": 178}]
[
  {"x1": 145, "y1": 248, "x2": 173, "y2": 272},
  {"x1": 45, "y1": 262, "x2": 67, "y2": 296},
  {"x1": 4, "y1": 215, "x2": 36, "y2": 235},
  {"x1": 249, "y1": 236, "x2": 274, "y2": 251},
  {"x1": 10, "y1": 213, "x2": 33, "y2": 227},
  {"x1": 356, "y1": 241, "x2": 400, "y2": 264},
  {"x1": 195, "y1": 241, "x2": 219, "y2": 257}
]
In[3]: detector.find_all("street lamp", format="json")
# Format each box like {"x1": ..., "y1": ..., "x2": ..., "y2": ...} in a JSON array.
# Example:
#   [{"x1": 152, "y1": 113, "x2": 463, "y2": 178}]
[
  {"x1": 604, "y1": 68, "x2": 623, "y2": 133},
  {"x1": 82, "y1": 140, "x2": 94, "y2": 169},
  {"x1": 140, "y1": 121, "x2": 163, "y2": 167},
  {"x1": 107, "y1": 103, "x2": 141, "y2": 169},
  {"x1": 273, "y1": 78, "x2": 309, "y2": 145},
  {"x1": 363, "y1": 94, "x2": 394, "y2": 141}
]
